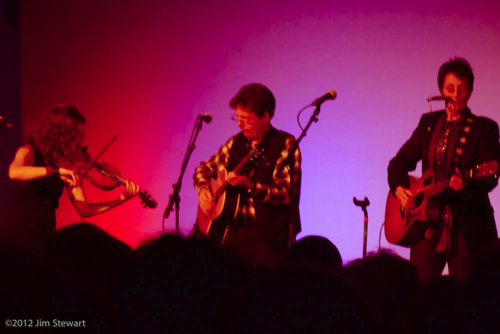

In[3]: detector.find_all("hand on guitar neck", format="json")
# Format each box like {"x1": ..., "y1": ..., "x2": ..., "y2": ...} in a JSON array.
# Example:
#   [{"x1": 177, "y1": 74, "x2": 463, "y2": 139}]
[
  {"x1": 449, "y1": 167, "x2": 463, "y2": 191},
  {"x1": 395, "y1": 167, "x2": 463, "y2": 208}
]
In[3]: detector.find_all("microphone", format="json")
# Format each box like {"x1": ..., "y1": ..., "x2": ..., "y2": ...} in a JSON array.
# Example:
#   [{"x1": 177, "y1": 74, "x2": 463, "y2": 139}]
[
  {"x1": 426, "y1": 96, "x2": 449, "y2": 102},
  {"x1": 198, "y1": 114, "x2": 212, "y2": 123},
  {"x1": 312, "y1": 90, "x2": 337, "y2": 106},
  {"x1": 0, "y1": 116, "x2": 12, "y2": 129}
]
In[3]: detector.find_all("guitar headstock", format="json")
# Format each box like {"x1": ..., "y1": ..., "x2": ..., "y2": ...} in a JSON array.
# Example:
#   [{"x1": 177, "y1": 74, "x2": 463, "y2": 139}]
[
  {"x1": 248, "y1": 148, "x2": 264, "y2": 166},
  {"x1": 232, "y1": 147, "x2": 265, "y2": 177},
  {"x1": 469, "y1": 160, "x2": 499, "y2": 178}
]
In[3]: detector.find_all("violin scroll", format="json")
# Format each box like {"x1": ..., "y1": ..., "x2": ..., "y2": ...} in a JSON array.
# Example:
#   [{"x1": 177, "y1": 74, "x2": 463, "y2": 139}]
[{"x1": 140, "y1": 190, "x2": 158, "y2": 208}]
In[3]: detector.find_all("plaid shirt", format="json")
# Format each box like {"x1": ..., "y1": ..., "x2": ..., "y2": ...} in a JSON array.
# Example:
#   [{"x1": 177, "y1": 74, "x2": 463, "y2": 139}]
[{"x1": 194, "y1": 130, "x2": 301, "y2": 221}]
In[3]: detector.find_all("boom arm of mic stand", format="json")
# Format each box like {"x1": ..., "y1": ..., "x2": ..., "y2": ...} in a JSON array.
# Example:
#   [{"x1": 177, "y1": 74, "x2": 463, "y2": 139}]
[
  {"x1": 283, "y1": 104, "x2": 321, "y2": 169},
  {"x1": 282, "y1": 104, "x2": 322, "y2": 246},
  {"x1": 163, "y1": 119, "x2": 205, "y2": 234},
  {"x1": 295, "y1": 104, "x2": 320, "y2": 144}
]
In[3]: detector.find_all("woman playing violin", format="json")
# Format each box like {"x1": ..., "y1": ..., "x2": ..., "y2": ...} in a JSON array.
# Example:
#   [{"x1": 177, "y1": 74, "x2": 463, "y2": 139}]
[{"x1": 0, "y1": 105, "x2": 139, "y2": 258}]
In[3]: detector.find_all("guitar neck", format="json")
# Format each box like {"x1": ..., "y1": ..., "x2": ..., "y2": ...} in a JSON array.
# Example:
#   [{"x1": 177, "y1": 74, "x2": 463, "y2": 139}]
[
  {"x1": 233, "y1": 150, "x2": 255, "y2": 175},
  {"x1": 213, "y1": 149, "x2": 258, "y2": 198},
  {"x1": 425, "y1": 166, "x2": 482, "y2": 198}
]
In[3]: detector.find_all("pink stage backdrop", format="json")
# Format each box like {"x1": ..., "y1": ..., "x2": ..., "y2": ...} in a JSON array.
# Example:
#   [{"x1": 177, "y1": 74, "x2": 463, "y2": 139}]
[{"x1": 18, "y1": 0, "x2": 500, "y2": 263}]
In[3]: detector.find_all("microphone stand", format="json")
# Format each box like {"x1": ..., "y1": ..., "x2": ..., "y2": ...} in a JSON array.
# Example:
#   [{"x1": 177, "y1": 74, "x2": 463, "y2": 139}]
[
  {"x1": 164, "y1": 117, "x2": 206, "y2": 234},
  {"x1": 353, "y1": 197, "x2": 370, "y2": 258},
  {"x1": 282, "y1": 103, "x2": 324, "y2": 246}
]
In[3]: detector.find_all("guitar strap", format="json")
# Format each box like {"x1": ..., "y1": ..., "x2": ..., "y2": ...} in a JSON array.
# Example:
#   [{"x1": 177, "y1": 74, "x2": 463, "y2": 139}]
[
  {"x1": 436, "y1": 205, "x2": 452, "y2": 252},
  {"x1": 423, "y1": 203, "x2": 457, "y2": 255},
  {"x1": 444, "y1": 116, "x2": 463, "y2": 176},
  {"x1": 427, "y1": 112, "x2": 447, "y2": 171}
]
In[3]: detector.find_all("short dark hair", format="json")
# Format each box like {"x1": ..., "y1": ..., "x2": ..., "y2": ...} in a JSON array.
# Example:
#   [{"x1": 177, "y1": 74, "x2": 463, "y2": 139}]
[
  {"x1": 438, "y1": 57, "x2": 474, "y2": 92},
  {"x1": 229, "y1": 83, "x2": 276, "y2": 119}
]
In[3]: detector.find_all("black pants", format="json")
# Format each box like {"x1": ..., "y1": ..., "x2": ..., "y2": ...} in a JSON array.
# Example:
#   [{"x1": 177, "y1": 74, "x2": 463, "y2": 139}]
[{"x1": 410, "y1": 231, "x2": 472, "y2": 283}]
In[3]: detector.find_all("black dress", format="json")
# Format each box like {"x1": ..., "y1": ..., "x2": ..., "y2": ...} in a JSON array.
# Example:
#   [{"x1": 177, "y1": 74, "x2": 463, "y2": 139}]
[{"x1": 0, "y1": 142, "x2": 64, "y2": 257}]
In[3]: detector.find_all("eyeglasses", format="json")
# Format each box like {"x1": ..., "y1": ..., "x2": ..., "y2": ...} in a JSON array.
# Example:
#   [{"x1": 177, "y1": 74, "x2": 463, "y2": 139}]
[{"x1": 231, "y1": 114, "x2": 258, "y2": 124}]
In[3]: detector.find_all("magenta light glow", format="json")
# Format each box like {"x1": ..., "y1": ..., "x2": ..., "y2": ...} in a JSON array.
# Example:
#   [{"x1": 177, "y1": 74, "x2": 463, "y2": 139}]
[{"x1": 19, "y1": 0, "x2": 500, "y2": 263}]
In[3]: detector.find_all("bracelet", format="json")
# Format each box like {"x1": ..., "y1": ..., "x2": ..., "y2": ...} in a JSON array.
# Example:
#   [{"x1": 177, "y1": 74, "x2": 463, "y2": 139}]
[{"x1": 46, "y1": 167, "x2": 60, "y2": 176}]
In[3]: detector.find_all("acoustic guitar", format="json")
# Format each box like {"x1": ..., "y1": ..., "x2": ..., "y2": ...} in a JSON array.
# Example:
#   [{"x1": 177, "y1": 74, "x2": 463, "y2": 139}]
[
  {"x1": 384, "y1": 160, "x2": 498, "y2": 247},
  {"x1": 195, "y1": 148, "x2": 262, "y2": 244}
]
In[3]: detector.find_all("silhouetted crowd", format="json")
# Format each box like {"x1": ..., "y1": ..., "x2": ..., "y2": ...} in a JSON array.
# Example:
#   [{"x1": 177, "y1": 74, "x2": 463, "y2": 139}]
[{"x1": 1, "y1": 223, "x2": 500, "y2": 334}]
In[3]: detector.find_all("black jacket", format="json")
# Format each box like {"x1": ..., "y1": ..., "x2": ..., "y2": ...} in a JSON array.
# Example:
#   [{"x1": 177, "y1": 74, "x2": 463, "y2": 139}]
[{"x1": 388, "y1": 109, "x2": 499, "y2": 255}]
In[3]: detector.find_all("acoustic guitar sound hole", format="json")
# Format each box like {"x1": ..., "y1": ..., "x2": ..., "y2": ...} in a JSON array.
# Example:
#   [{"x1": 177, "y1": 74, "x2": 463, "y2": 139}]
[{"x1": 414, "y1": 191, "x2": 424, "y2": 208}]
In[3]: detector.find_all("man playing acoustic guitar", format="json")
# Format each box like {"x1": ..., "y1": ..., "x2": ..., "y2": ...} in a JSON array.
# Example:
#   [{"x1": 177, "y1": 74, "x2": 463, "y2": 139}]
[
  {"x1": 193, "y1": 83, "x2": 301, "y2": 268},
  {"x1": 387, "y1": 58, "x2": 500, "y2": 282}
]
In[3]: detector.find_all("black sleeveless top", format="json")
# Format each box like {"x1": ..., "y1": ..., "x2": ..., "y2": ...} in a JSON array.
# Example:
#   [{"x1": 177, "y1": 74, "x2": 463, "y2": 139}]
[{"x1": 0, "y1": 142, "x2": 65, "y2": 254}]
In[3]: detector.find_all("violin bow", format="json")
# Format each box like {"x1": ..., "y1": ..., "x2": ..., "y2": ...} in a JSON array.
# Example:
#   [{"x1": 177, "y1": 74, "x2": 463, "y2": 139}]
[{"x1": 79, "y1": 136, "x2": 117, "y2": 179}]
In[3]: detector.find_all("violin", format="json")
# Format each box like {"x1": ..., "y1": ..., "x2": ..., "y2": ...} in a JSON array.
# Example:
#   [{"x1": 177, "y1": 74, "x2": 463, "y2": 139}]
[{"x1": 65, "y1": 146, "x2": 158, "y2": 209}]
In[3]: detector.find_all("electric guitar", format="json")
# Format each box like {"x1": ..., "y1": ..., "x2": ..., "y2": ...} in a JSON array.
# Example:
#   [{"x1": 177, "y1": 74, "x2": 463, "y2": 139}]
[
  {"x1": 195, "y1": 148, "x2": 263, "y2": 244},
  {"x1": 384, "y1": 160, "x2": 498, "y2": 247}
]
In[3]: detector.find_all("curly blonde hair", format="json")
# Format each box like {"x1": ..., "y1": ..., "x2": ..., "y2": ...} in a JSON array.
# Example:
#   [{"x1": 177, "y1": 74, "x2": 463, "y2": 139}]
[{"x1": 29, "y1": 105, "x2": 86, "y2": 166}]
